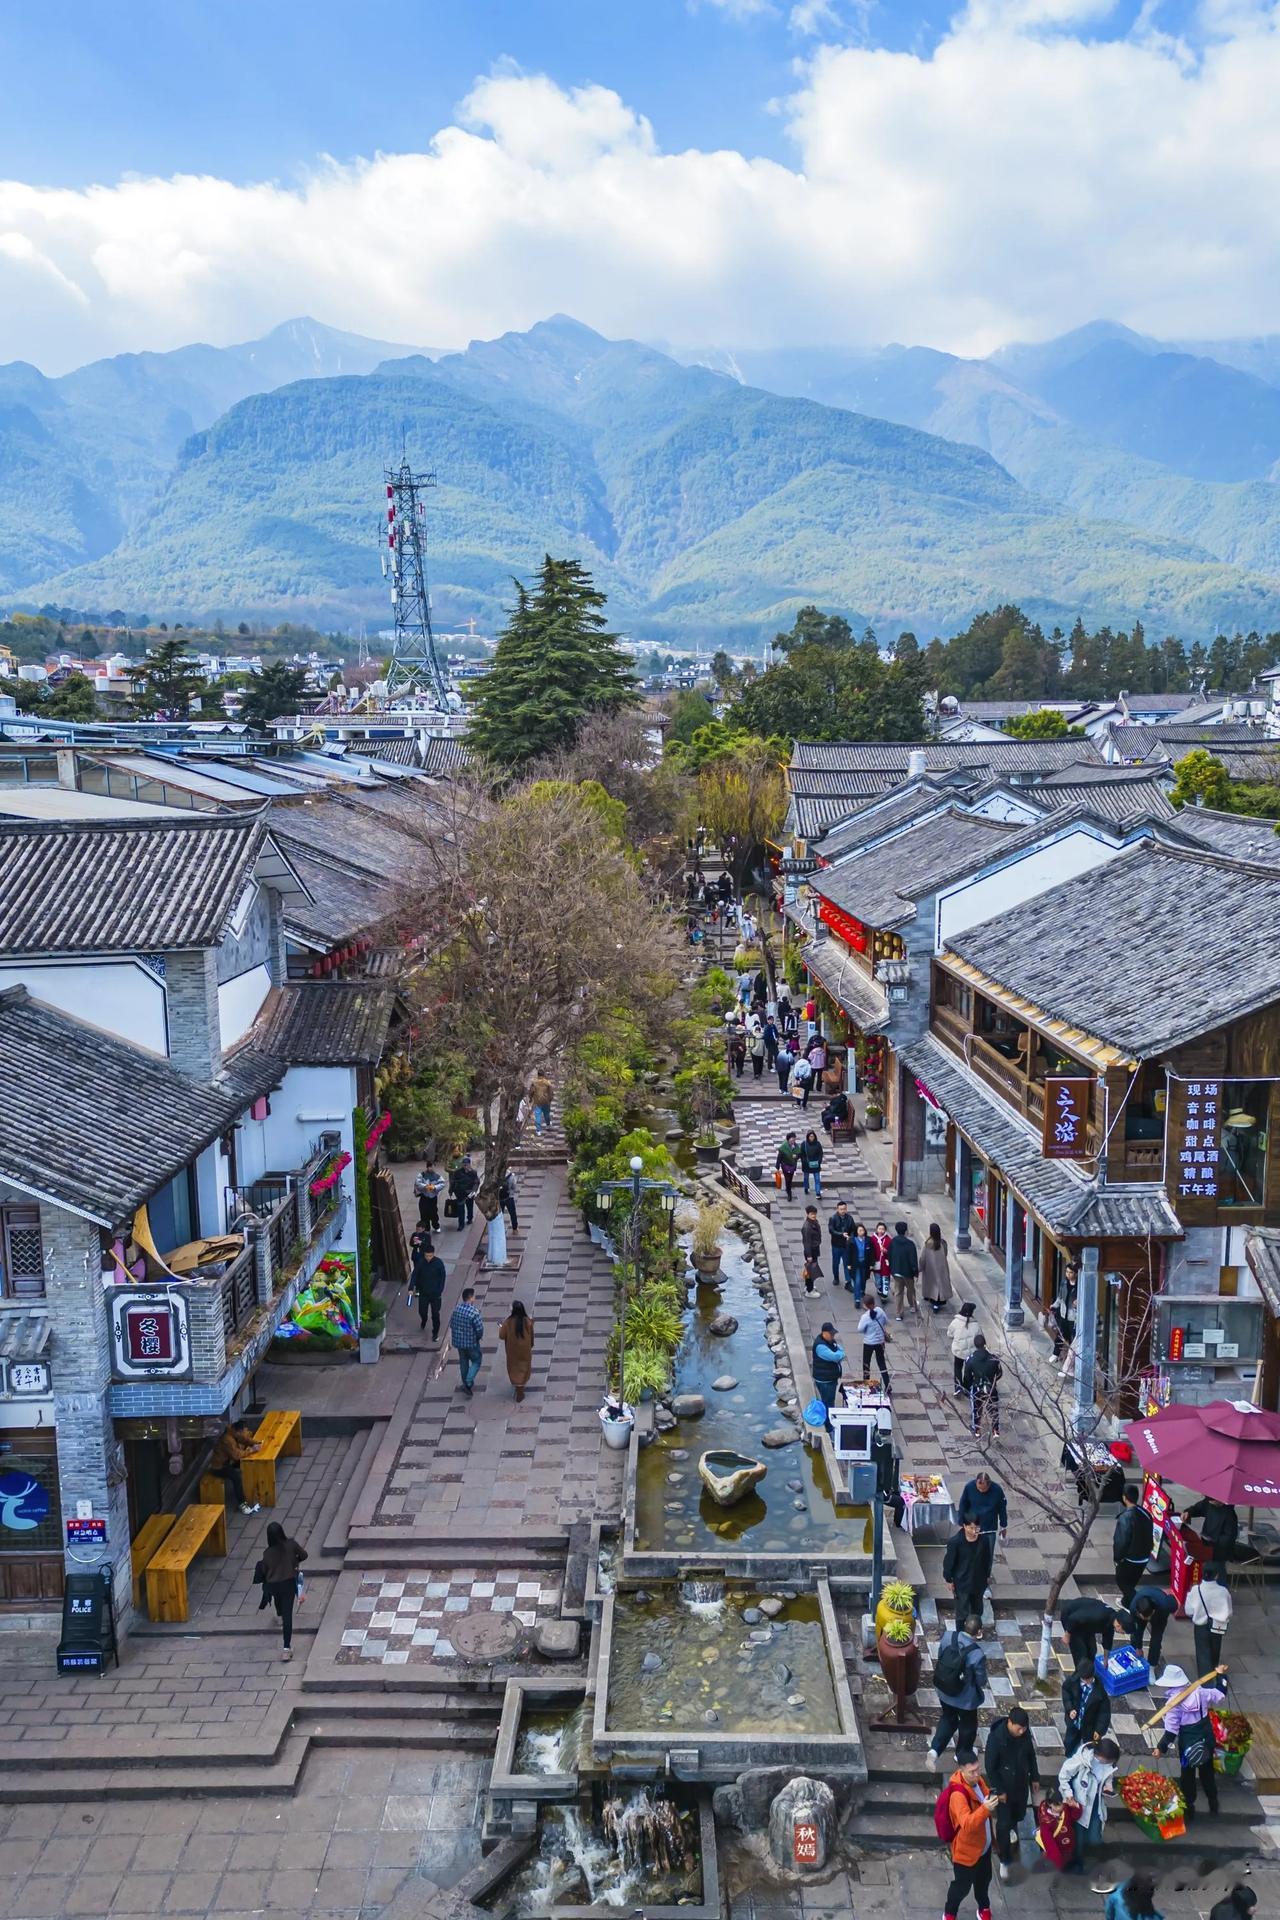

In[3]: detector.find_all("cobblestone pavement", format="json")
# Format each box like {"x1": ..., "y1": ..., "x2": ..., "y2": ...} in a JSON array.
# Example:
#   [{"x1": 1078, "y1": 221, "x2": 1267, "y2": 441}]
[{"x1": 1, "y1": 1748, "x2": 488, "y2": 1920}]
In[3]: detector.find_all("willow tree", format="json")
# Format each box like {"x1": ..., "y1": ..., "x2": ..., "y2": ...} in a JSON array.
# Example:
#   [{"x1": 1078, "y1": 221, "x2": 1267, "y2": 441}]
[
  {"x1": 693, "y1": 735, "x2": 787, "y2": 897},
  {"x1": 399, "y1": 777, "x2": 674, "y2": 1264}
]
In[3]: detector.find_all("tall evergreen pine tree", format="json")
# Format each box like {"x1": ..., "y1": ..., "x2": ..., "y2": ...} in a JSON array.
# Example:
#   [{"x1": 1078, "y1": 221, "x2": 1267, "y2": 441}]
[{"x1": 467, "y1": 557, "x2": 638, "y2": 773}]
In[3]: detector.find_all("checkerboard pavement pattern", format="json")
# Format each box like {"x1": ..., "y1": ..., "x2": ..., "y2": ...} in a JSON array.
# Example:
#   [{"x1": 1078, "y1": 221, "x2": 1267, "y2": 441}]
[
  {"x1": 733, "y1": 1093, "x2": 876, "y2": 1206},
  {"x1": 337, "y1": 1568, "x2": 563, "y2": 1665}
]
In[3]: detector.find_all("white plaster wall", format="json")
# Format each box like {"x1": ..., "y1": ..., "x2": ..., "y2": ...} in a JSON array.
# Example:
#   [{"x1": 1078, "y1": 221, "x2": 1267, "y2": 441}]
[
  {"x1": 234, "y1": 1064, "x2": 358, "y2": 1253},
  {"x1": 217, "y1": 963, "x2": 272, "y2": 1051},
  {"x1": 935, "y1": 828, "x2": 1129, "y2": 948},
  {"x1": 0, "y1": 959, "x2": 167, "y2": 1054}
]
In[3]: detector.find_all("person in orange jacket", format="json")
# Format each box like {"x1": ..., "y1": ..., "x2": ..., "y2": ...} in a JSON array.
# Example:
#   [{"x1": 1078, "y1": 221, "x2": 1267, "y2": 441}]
[{"x1": 944, "y1": 1749, "x2": 1000, "y2": 1920}]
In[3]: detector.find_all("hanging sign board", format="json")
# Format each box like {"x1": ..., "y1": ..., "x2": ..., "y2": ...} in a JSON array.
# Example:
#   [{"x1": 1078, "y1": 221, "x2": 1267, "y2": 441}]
[
  {"x1": 109, "y1": 1291, "x2": 191, "y2": 1380},
  {"x1": 1041, "y1": 1077, "x2": 1093, "y2": 1159}
]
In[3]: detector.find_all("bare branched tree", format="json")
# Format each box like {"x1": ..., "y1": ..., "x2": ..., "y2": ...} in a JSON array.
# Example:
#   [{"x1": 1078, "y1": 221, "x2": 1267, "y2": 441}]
[
  {"x1": 396, "y1": 774, "x2": 678, "y2": 1261},
  {"x1": 530, "y1": 709, "x2": 692, "y2": 884},
  {"x1": 900, "y1": 1296, "x2": 1155, "y2": 1679}
]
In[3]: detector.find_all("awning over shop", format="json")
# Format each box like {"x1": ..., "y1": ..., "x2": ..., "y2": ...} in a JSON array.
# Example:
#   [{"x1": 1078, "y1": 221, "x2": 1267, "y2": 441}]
[{"x1": 803, "y1": 937, "x2": 891, "y2": 1036}]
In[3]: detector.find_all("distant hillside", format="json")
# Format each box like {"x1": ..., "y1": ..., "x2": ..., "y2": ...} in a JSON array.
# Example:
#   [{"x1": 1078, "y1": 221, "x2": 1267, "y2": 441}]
[
  {"x1": 15, "y1": 317, "x2": 1280, "y2": 642},
  {"x1": 0, "y1": 318, "x2": 430, "y2": 592}
]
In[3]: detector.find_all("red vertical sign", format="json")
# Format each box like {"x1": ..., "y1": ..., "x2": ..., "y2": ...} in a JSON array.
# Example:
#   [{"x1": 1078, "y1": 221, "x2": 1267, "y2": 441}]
[{"x1": 793, "y1": 1821, "x2": 819, "y2": 1865}]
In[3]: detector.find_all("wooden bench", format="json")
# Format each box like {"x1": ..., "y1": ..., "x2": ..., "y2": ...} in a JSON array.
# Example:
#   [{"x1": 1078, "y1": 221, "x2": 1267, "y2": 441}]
[
  {"x1": 718, "y1": 1158, "x2": 772, "y2": 1219},
  {"x1": 241, "y1": 1409, "x2": 303, "y2": 1510},
  {"x1": 130, "y1": 1512, "x2": 176, "y2": 1609},
  {"x1": 831, "y1": 1120, "x2": 856, "y2": 1144},
  {"x1": 198, "y1": 1473, "x2": 228, "y2": 1507},
  {"x1": 145, "y1": 1503, "x2": 228, "y2": 1622}
]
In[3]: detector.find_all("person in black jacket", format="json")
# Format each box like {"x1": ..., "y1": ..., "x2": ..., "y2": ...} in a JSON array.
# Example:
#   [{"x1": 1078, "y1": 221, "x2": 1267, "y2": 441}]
[
  {"x1": 411, "y1": 1238, "x2": 447, "y2": 1342},
  {"x1": 1112, "y1": 1484, "x2": 1155, "y2": 1606},
  {"x1": 1061, "y1": 1658, "x2": 1112, "y2": 1757},
  {"x1": 1123, "y1": 1583, "x2": 1178, "y2": 1669},
  {"x1": 1184, "y1": 1496, "x2": 1240, "y2": 1565},
  {"x1": 449, "y1": 1156, "x2": 478, "y2": 1229},
  {"x1": 943, "y1": 1516, "x2": 994, "y2": 1625},
  {"x1": 984, "y1": 1708, "x2": 1041, "y2": 1879},
  {"x1": 1209, "y1": 1886, "x2": 1257, "y2": 1920},
  {"x1": 828, "y1": 1201, "x2": 854, "y2": 1289},
  {"x1": 1060, "y1": 1595, "x2": 1121, "y2": 1667},
  {"x1": 961, "y1": 1335, "x2": 1002, "y2": 1437},
  {"x1": 801, "y1": 1205, "x2": 823, "y2": 1277},
  {"x1": 888, "y1": 1221, "x2": 919, "y2": 1318}
]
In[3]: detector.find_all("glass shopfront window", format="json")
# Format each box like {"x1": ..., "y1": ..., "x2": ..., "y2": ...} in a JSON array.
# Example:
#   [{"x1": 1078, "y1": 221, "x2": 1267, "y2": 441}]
[
  {"x1": 0, "y1": 1440, "x2": 62, "y2": 1555},
  {"x1": 970, "y1": 1159, "x2": 989, "y2": 1239},
  {"x1": 1217, "y1": 1081, "x2": 1271, "y2": 1208}
]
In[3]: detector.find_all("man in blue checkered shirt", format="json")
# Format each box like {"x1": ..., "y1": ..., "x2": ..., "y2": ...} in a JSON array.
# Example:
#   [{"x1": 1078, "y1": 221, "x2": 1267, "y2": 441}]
[{"x1": 449, "y1": 1288, "x2": 484, "y2": 1394}]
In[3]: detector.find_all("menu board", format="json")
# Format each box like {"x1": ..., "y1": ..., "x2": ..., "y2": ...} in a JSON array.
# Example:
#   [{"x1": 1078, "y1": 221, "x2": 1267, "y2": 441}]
[{"x1": 1174, "y1": 1077, "x2": 1222, "y2": 1201}]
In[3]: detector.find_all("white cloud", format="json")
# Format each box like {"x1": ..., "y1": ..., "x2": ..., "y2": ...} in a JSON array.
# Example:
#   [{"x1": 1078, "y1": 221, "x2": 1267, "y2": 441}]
[
  {"x1": 1, "y1": 1, "x2": 1279, "y2": 372},
  {"x1": 694, "y1": 0, "x2": 775, "y2": 18},
  {"x1": 789, "y1": 0, "x2": 844, "y2": 34}
]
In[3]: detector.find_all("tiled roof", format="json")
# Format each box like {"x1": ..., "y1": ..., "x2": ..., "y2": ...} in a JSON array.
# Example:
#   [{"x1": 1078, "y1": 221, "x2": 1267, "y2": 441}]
[
  {"x1": 1168, "y1": 808, "x2": 1280, "y2": 868},
  {"x1": 254, "y1": 982, "x2": 399, "y2": 1066},
  {"x1": 0, "y1": 988, "x2": 282, "y2": 1224},
  {"x1": 790, "y1": 739, "x2": 1103, "y2": 773},
  {"x1": 282, "y1": 849, "x2": 400, "y2": 947},
  {"x1": 812, "y1": 809, "x2": 1021, "y2": 929},
  {"x1": 349, "y1": 736, "x2": 423, "y2": 768},
  {"x1": 1106, "y1": 723, "x2": 1163, "y2": 760},
  {"x1": 1151, "y1": 721, "x2": 1261, "y2": 744},
  {"x1": 812, "y1": 782, "x2": 955, "y2": 856},
  {"x1": 901, "y1": 1035, "x2": 1181, "y2": 1238},
  {"x1": 0, "y1": 1313, "x2": 51, "y2": 1362},
  {"x1": 1205, "y1": 744, "x2": 1280, "y2": 782},
  {"x1": 421, "y1": 735, "x2": 472, "y2": 777},
  {"x1": 1030, "y1": 777, "x2": 1174, "y2": 825},
  {"x1": 945, "y1": 842, "x2": 1280, "y2": 1057},
  {"x1": 802, "y1": 938, "x2": 890, "y2": 1035},
  {"x1": 0, "y1": 811, "x2": 272, "y2": 954}
]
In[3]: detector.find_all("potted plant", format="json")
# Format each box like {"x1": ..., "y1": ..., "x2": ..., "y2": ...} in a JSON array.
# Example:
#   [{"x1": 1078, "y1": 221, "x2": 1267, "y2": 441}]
[
  {"x1": 1117, "y1": 1769, "x2": 1186, "y2": 1841},
  {"x1": 874, "y1": 1579, "x2": 916, "y2": 1641},
  {"x1": 877, "y1": 1613, "x2": 921, "y2": 1697},
  {"x1": 358, "y1": 1290, "x2": 387, "y2": 1364},
  {"x1": 863, "y1": 1097, "x2": 884, "y2": 1133},
  {"x1": 1211, "y1": 1710, "x2": 1253, "y2": 1775},
  {"x1": 691, "y1": 1198, "x2": 730, "y2": 1276},
  {"x1": 694, "y1": 1129, "x2": 721, "y2": 1165}
]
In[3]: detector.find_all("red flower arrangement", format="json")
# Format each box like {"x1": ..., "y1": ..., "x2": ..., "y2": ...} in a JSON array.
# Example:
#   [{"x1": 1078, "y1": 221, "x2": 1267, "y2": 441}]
[
  {"x1": 1118, "y1": 1770, "x2": 1184, "y2": 1821},
  {"x1": 310, "y1": 1150, "x2": 352, "y2": 1196},
  {"x1": 366, "y1": 1110, "x2": 393, "y2": 1151}
]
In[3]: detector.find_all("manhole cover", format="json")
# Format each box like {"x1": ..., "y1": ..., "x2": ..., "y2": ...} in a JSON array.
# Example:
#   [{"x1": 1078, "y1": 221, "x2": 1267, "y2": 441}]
[{"x1": 450, "y1": 1610, "x2": 524, "y2": 1659}]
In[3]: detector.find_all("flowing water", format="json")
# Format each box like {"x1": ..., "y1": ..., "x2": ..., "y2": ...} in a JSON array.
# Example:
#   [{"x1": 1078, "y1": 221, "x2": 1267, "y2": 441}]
[
  {"x1": 634, "y1": 1230, "x2": 869, "y2": 1553},
  {"x1": 604, "y1": 1584, "x2": 840, "y2": 1735},
  {"x1": 496, "y1": 1793, "x2": 701, "y2": 1913},
  {"x1": 515, "y1": 1700, "x2": 589, "y2": 1776}
]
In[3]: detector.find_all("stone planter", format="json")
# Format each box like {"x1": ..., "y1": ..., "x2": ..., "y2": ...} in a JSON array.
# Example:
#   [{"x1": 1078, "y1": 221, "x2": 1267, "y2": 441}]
[
  {"x1": 864, "y1": 1111, "x2": 884, "y2": 1132},
  {"x1": 876, "y1": 1632, "x2": 921, "y2": 1697},
  {"x1": 359, "y1": 1331, "x2": 384, "y2": 1365},
  {"x1": 692, "y1": 1250, "x2": 723, "y2": 1277},
  {"x1": 695, "y1": 1140, "x2": 721, "y2": 1165}
]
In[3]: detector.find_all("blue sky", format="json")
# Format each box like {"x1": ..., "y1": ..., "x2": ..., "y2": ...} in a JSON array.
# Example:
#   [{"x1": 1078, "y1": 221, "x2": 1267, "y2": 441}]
[
  {"x1": 0, "y1": 0, "x2": 1197, "y2": 187},
  {"x1": 0, "y1": 0, "x2": 1266, "y2": 372}
]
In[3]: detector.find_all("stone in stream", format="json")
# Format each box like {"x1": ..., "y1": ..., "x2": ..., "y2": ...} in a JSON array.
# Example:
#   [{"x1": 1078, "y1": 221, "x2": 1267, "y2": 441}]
[
  {"x1": 761, "y1": 1426, "x2": 799, "y2": 1449},
  {"x1": 642, "y1": 1651, "x2": 663, "y2": 1672},
  {"x1": 741, "y1": 1606, "x2": 763, "y2": 1625},
  {"x1": 654, "y1": 1408, "x2": 677, "y2": 1432},
  {"x1": 667, "y1": 1473, "x2": 683, "y2": 1485},
  {"x1": 787, "y1": 1693, "x2": 808, "y2": 1708},
  {"x1": 669, "y1": 1448, "x2": 689, "y2": 1461},
  {"x1": 708, "y1": 1312, "x2": 738, "y2": 1337},
  {"x1": 760, "y1": 1599, "x2": 785, "y2": 1619},
  {"x1": 774, "y1": 1661, "x2": 793, "y2": 1684},
  {"x1": 703, "y1": 1709, "x2": 720, "y2": 1725},
  {"x1": 785, "y1": 1480, "x2": 803, "y2": 1493},
  {"x1": 672, "y1": 1393, "x2": 706, "y2": 1419},
  {"x1": 698, "y1": 1449, "x2": 767, "y2": 1508},
  {"x1": 748, "y1": 1628, "x2": 773, "y2": 1645},
  {"x1": 711, "y1": 1375, "x2": 738, "y2": 1392}
]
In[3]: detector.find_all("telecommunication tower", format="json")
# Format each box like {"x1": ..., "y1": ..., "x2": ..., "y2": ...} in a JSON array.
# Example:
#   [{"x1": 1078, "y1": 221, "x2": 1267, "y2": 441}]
[{"x1": 380, "y1": 459, "x2": 450, "y2": 705}]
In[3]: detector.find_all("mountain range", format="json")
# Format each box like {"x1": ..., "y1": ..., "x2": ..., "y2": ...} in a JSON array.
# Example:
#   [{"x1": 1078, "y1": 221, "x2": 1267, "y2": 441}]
[{"x1": 6, "y1": 314, "x2": 1280, "y2": 642}]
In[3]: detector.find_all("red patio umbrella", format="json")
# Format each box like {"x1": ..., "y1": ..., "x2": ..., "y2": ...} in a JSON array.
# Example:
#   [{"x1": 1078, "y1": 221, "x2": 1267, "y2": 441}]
[{"x1": 1125, "y1": 1399, "x2": 1280, "y2": 1506}]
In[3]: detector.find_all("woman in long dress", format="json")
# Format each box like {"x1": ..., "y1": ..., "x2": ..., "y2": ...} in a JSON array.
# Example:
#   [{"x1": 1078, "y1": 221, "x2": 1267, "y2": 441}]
[
  {"x1": 920, "y1": 1223, "x2": 953, "y2": 1313},
  {"x1": 498, "y1": 1299, "x2": 535, "y2": 1401}
]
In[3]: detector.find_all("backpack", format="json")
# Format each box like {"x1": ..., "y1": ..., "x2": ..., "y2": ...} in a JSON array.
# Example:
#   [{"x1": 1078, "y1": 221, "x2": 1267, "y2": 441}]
[
  {"x1": 935, "y1": 1636, "x2": 969, "y2": 1697},
  {"x1": 1178, "y1": 1712, "x2": 1213, "y2": 1770},
  {"x1": 934, "y1": 1782, "x2": 961, "y2": 1844}
]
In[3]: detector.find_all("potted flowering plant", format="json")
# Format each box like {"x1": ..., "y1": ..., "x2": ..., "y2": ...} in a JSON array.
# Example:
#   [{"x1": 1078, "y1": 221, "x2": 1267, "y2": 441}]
[
  {"x1": 874, "y1": 1579, "x2": 916, "y2": 1641},
  {"x1": 1211, "y1": 1709, "x2": 1252, "y2": 1774},
  {"x1": 876, "y1": 1611, "x2": 921, "y2": 1697},
  {"x1": 1118, "y1": 1768, "x2": 1185, "y2": 1841}
]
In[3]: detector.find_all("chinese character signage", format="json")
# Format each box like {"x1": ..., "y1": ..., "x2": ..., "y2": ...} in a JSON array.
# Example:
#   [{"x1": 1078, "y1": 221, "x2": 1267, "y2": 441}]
[
  {"x1": 109, "y1": 1290, "x2": 191, "y2": 1380},
  {"x1": 0, "y1": 1358, "x2": 51, "y2": 1399},
  {"x1": 1174, "y1": 1077, "x2": 1222, "y2": 1202},
  {"x1": 1041, "y1": 1076, "x2": 1092, "y2": 1159},
  {"x1": 66, "y1": 1516, "x2": 107, "y2": 1546},
  {"x1": 793, "y1": 1820, "x2": 820, "y2": 1865}
]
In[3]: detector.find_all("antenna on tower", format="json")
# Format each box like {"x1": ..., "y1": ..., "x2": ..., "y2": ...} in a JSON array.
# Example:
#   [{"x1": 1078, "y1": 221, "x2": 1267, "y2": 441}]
[{"x1": 380, "y1": 458, "x2": 449, "y2": 706}]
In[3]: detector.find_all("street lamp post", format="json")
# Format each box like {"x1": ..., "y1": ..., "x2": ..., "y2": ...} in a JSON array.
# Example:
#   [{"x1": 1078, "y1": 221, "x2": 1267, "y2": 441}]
[{"x1": 595, "y1": 1153, "x2": 678, "y2": 1406}]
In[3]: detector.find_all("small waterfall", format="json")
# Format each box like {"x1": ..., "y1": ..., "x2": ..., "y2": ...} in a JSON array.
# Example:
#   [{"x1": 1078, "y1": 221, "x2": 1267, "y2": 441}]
[
  {"x1": 678, "y1": 1575, "x2": 725, "y2": 1607},
  {"x1": 602, "y1": 1790, "x2": 692, "y2": 1873}
]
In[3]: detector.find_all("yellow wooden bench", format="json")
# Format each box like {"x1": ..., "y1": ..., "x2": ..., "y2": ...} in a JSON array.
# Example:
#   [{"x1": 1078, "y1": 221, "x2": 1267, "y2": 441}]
[
  {"x1": 198, "y1": 1473, "x2": 227, "y2": 1507},
  {"x1": 130, "y1": 1512, "x2": 176, "y2": 1609},
  {"x1": 145, "y1": 1503, "x2": 228, "y2": 1622},
  {"x1": 241, "y1": 1409, "x2": 303, "y2": 1510}
]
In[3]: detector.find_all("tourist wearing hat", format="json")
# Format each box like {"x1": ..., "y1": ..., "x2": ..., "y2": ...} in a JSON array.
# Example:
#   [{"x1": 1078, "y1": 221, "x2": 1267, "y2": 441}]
[
  {"x1": 810, "y1": 1322, "x2": 844, "y2": 1425},
  {"x1": 1153, "y1": 1662, "x2": 1227, "y2": 1824}
]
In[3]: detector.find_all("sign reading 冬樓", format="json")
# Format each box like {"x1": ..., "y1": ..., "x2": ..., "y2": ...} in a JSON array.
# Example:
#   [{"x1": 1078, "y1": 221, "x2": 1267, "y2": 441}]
[{"x1": 1041, "y1": 1076, "x2": 1093, "y2": 1160}]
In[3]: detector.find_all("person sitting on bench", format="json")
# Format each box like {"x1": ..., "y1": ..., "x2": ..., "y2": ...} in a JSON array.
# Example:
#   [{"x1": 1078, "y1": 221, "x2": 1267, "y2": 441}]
[
  {"x1": 821, "y1": 1090, "x2": 852, "y2": 1133},
  {"x1": 210, "y1": 1420, "x2": 261, "y2": 1514}
]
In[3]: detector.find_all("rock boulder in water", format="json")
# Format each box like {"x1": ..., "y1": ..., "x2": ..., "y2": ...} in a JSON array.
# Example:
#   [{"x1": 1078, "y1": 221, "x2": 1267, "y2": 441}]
[
  {"x1": 672, "y1": 1393, "x2": 706, "y2": 1419},
  {"x1": 761, "y1": 1425, "x2": 800, "y2": 1449},
  {"x1": 708, "y1": 1312, "x2": 738, "y2": 1337},
  {"x1": 711, "y1": 1375, "x2": 738, "y2": 1391},
  {"x1": 697, "y1": 1448, "x2": 767, "y2": 1507}
]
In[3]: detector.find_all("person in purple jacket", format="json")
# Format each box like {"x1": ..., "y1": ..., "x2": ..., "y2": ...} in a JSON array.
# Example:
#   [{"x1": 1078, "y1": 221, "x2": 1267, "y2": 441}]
[{"x1": 1153, "y1": 1663, "x2": 1227, "y2": 1823}]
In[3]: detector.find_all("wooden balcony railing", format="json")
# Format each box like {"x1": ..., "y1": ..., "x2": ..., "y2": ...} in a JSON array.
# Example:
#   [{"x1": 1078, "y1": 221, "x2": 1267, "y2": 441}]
[{"x1": 218, "y1": 1242, "x2": 257, "y2": 1341}]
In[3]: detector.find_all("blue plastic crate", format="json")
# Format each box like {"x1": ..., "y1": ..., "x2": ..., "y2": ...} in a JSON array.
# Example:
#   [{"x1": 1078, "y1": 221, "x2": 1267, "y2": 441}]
[{"x1": 1095, "y1": 1645, "x2": 1150, "y2": 1697}]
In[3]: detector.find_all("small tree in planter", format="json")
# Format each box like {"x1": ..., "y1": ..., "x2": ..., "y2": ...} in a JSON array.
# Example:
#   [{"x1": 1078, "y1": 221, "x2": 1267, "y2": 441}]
[{"x1": 691, "y1": 1197, "x2": 731, "y2": 1276}]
